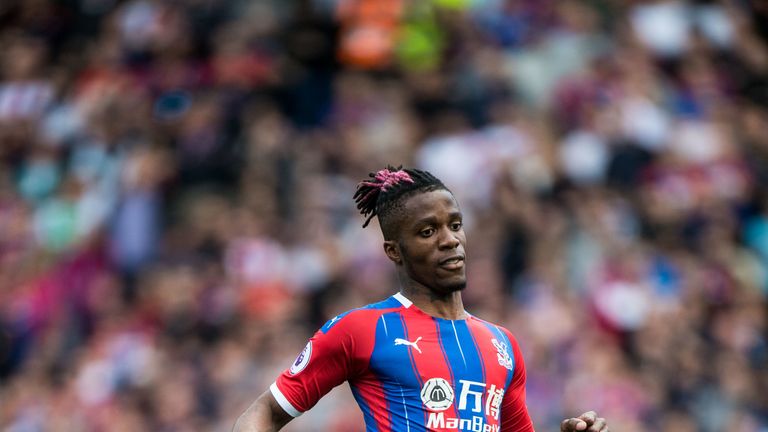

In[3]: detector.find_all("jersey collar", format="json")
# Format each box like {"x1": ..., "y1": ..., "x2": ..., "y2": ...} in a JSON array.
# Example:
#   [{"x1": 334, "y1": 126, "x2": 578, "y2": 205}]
[{"x1": 393, "y1": 292, "x2": 412, "y2": 308}]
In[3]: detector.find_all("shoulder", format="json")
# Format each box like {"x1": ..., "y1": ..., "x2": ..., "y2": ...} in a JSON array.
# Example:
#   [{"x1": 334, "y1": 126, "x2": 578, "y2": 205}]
[
  {"x1": 319, "y1": 295, "x2": 405, "y2": 335},
  {"x1": 469, "y1": 316, "x2": 521, "y2": 343},
  {"x1": 469, "y1": 316, "x2": 524, "y2": 363}
]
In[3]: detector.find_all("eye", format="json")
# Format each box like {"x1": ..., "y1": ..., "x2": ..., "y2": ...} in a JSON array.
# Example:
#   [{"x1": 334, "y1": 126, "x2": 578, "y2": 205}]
[
  {"x1": 450, "y1": 221, "x2": 463, "y2": 231},
  {"x1": 420, "y1": 228, "x2": 435, "y2": 238}
]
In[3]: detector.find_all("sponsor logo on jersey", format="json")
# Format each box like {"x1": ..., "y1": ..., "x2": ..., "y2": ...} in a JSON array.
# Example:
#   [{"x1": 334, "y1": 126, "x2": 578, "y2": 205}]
[
  {"x1": 423, "y1": 378, "x2": 505, "y2": 429},
  {"x1": 426, "y1": 412, "x2": 501, "y2": 432},
  {"x1": 289, "y1": 341, "x2": 312, "y2": 375},
  {"x1": 491, "y1": 338, "x2": 513, "y2": 371},
  {"x1": 420, "y1": 377, "x2": 454, "y2": 411},
  {"x1": 421, "y1": 378, "x2": 504, "y2": 432}
]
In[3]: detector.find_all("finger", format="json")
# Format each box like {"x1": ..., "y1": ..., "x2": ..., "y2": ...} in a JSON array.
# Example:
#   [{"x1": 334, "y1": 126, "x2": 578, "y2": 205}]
[
  {"x1": 586, "y1": 417, "x2": 607, "y2": 432},
  {"x1": 578, "y1": 411, "x2": 598, "y2": 425},
  {"x1": 561, "y1": 418, "x2": 588, "y2": 431}
]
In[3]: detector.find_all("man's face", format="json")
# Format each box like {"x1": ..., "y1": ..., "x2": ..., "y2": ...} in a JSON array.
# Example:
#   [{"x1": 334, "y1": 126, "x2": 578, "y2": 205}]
[{"x1": 391, "y1": 189, "x2": 467, "y2": 295}]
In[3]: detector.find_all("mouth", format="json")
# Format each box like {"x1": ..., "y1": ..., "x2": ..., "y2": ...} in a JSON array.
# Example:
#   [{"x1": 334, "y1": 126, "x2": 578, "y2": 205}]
[{"x1": 438, "y1": 255, "x2": 465, "y2": 270}]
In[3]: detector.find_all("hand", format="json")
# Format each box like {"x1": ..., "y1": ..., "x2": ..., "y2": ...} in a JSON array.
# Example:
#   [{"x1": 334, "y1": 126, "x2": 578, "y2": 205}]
[{"x1": 560, "y1": 411, "x2": 608, "y2": 432}]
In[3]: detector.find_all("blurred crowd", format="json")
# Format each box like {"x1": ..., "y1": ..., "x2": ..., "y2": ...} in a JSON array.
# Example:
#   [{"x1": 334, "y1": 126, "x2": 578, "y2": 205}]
[{"x1": 1, "y1": 0, "x2": 767, "y2": 430}]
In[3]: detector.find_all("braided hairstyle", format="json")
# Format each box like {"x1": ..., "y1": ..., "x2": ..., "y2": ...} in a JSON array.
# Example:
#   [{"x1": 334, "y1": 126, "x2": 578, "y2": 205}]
[{"x1": 354, "y1": 166, "x2": 449, "y2": 239}]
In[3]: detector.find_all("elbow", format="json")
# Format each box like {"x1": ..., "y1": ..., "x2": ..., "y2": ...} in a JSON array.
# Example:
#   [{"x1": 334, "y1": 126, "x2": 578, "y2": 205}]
[{"x1": 233, "y1": 390, "x2": 292, "y2": 432}]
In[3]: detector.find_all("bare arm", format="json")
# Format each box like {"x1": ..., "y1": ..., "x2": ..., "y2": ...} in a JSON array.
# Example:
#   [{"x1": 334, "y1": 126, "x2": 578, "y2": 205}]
[{"x1": 233, "y1": 390, "x2": 294, "y2": 432}]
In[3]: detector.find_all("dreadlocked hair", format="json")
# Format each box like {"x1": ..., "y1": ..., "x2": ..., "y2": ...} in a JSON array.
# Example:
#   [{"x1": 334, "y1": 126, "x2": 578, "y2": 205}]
[{"x1": 354, "y1": 165, "x2": 448, "y2": 234}]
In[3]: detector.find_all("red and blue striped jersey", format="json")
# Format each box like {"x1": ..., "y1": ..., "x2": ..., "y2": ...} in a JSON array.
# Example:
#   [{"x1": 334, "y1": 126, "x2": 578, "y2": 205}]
[{"x1": 271, "y1": 292, "x2": 535, "y2": 432}]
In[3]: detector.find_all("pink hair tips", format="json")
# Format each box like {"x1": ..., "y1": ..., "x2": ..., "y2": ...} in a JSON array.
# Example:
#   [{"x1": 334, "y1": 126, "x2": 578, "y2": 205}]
[{"x1": 361, "y1": 168, "x2": 414, "y2": 191}]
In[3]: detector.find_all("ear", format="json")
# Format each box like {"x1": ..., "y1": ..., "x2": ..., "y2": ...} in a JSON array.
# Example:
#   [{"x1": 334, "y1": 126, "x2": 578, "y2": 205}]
[{"x1": 383, "y1": 240, "x2": 402, "y2": 265}]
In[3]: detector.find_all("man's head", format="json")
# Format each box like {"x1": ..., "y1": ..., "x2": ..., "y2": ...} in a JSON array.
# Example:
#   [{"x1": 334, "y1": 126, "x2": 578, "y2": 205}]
[{"x1": 355, "y1": 166, "x2": 467, "y2": 294}]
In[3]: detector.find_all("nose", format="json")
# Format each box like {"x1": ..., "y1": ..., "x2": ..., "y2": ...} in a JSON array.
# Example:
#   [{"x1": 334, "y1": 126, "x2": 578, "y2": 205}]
[{"x1": 437, "y1": 226, "x2": 460, "y2": 250}]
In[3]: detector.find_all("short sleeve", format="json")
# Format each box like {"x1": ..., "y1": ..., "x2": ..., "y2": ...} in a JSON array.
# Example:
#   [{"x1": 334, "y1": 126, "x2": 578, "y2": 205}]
[
  {"x1": 499, "y1": 329, "x2": 534, "y2": 432},
  {"x1": 271, "y1": 311, "x2": 372, "y2": 417}
]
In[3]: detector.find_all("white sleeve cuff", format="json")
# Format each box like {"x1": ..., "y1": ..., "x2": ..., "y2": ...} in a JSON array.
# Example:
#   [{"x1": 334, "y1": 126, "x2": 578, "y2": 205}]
[{"x1": 269, "y1": 382, "x2": 302, "y2": 418}]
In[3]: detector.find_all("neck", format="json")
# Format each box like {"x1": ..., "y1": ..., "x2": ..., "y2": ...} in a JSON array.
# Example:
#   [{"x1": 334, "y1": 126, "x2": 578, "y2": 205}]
[{"x1": 399, "y1": 278, "x2": 467, "y2": 320}]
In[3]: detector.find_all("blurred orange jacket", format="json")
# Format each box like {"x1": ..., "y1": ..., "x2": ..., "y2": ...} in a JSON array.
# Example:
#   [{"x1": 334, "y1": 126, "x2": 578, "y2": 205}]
[{"x1": 337, "y1": 0, "x2": 405, "y2": 69}]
